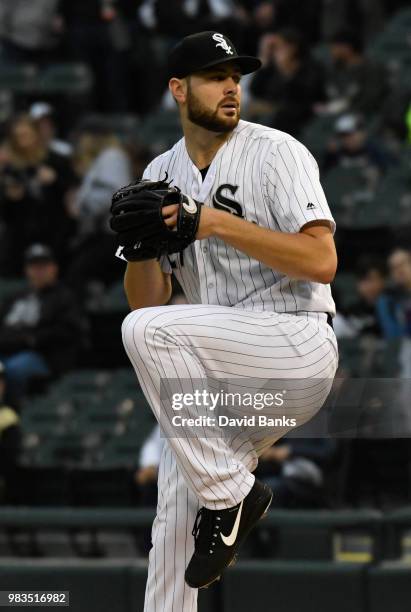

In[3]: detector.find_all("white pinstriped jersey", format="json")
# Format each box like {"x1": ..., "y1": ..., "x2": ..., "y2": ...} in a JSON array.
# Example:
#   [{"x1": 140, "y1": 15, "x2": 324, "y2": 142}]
[{"x1": 142, "y1": 119, "x2": 336, "y2": 315}]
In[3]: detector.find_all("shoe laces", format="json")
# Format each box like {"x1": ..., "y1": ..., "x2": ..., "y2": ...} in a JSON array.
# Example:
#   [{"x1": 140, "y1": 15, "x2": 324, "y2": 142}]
[{"x1": 192, "y1": 508, "x2": 222, "y2": 555}]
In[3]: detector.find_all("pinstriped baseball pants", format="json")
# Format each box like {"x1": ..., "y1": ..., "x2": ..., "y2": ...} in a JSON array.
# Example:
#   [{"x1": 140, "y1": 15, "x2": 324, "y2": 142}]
[{"x1": 121, "y1": 304, "x2": 338, "y2": 612}]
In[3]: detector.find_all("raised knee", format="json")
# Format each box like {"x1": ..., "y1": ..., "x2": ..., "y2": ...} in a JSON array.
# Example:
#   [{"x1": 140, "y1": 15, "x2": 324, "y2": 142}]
[
  {"x1": 122, "y1": 308, "x2": 148, "y2": 346},
  {"x1": 121, "y1": 307, "x2": 170, "y2": 357}
]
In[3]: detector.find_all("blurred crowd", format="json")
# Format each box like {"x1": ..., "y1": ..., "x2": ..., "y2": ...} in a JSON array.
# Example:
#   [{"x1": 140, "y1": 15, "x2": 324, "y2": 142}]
[
  {"x1": 1, "y1": 0, "x2": 411, "y2": 510},
  {"x1": 335, "y1": 251, "x2": 411, "y2": 348},
  {"x1": 0, "y1": 0, "x2": 406, "y2": 113}
]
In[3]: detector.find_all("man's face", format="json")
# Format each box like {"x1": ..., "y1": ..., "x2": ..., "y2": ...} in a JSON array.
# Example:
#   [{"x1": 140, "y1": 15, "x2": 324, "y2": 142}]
[
  {"x1": 330, "y1": 43, "x2": 352, "y2": 64},
  {"x1": 388, "y1": 250, "x2": 411, "y2": 290},
  {"x1": 339, "y1": 130, "x2": 366, "y2": 152},
  {"x1": 37, "y1": 116, "x2": 55, "y2": 143},
  {"x1": 25, "y1": 260, "x2": 58, "y2": 290},
  {"x1": 13, "y1": 121, "x2": 40, "y2": 152},
  {"x1": 357, "y1": 269, "x2": 385, "y2": 303},
  {"x1": 185, "y1": 63, "x2": 242, "y2": 133}
]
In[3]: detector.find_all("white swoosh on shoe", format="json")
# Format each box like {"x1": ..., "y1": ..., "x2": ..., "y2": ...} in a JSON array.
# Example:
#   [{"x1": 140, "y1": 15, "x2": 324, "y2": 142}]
[{"x1": 220, "y1": 500, "x2": 243, "y2": 547}]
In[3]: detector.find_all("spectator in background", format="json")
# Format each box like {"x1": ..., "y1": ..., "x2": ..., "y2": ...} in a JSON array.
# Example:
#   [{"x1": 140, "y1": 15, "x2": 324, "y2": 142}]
[
  {"x1": 321, "y1": 0, "x2": 385, "y2": 44},
  {"x1": 322, "y1": 114, "x2": 396, "y2": 176},
  {"x1": 139, "y1": 0, "x2": 238, "y2": 39},
  {"x1": 134, "y1": 422, "x2": 165, "y2": 554},
  {"x1": 65, "y1": 121, "x2": 132, "y2": 297},
  {"x1": 0, "y1": 244, "x2": 85, "y2": 402},
  {"x1": 0, "y1": 114, "x2": 76, "y2": 275},
  {"x1": 58, "y1": 0, "x2": 133, "y2": 112},
  {"x1": 135, "y1": 423, "x2": 165, "y2": 507},
  {"x1": 249, "y1": 29, "x2": 325, "y2": 136},
  {"x1": 0, "y1": 362, "x2": 21, "y2": 503},
  {"x1": 376, "y1": 249, "x2": 411, "y2": 340},
  {"x1": 0, "y1": 0, "x2": 63, "y2": 65},
  {"x1": 317, "y1": 28, "x2": 388, "y2": 116},
  {"x1": 239, "y1": 0, "x2": 319, "y2": 56},
  {"x1": 374, "y1": 248, "x2": 411, "y2": 377},
  {"x1": 255, "y1": 438, "x2": 337, "y2": 508},
  {"x1": 331, "y1": 286, "x2": 359, "y2": 339},
  {"x1": 341, "y1": 257, "x2": 388, "y2": 338},
  {"x1": 29, "y1": 102, "x2": 73, "y2": 158},
  {"x1": 245, "y1": 1, "x2": 278, "y2": 53}
]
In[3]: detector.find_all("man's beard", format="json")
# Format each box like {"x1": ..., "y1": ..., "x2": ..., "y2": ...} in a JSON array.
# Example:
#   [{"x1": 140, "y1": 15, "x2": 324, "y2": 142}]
[{"x1": 186, "y1": 86, "x2": 240, "y2": 133}]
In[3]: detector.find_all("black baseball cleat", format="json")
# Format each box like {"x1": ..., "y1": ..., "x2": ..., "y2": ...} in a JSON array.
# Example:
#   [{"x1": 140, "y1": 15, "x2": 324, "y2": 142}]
[{"x1": 185, "y1": 479, "x2": 273, "y2": 589}]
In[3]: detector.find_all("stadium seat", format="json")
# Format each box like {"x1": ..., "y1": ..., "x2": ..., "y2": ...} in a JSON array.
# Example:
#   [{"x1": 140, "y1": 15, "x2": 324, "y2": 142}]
[
  {"x1": 261, "y1": 509, "x2": 382, "y2": 562},
  {"x1": 300, "y1": 115, "x2": 336, "y2": 161},
  {"x1": 97, "y1": 425, "x2": 154, "y2": 469},
  {"x1": 20, "y1": 399, "x2": 66, "y2": 436},
  {"x1": 17, "y1": 365, "x2": 155, "y2": 471},
  {"x1": 0, "y1": 65, "x2": 38, "y2": 92},
  {"x1": 36, "y1": 63, "x2": 93, "y2": 94},
  {"x1": 0, "y1": 278, "x2": 28, "y2": 303},
  {"x1": 139, "y1": 110, "x2": 182, "y2": 152},
  {"x1": 0, "y1": 63, "x2": 92, "y2": 97},
  {"x1": 322, "y1": 166, "x2": 376, "y2": 227},
  {"x1": 19, "y1": 435, "x2": 57, "y2": 468},
  {"x1": 51, "y1": 434, "x2": 88, "y2": 465},
  {"x1": 78, "y1": 113, "x2": 140, "y2": 142},
  {"x1": 372, "y1": 167, "x2": 411, "y2": 227},
  {"x1": 331, "y1": 272, "x2": 358, "y2": 310},
  {"x1": 51, "y1": 370, "x2": 113, "y2": 393}
]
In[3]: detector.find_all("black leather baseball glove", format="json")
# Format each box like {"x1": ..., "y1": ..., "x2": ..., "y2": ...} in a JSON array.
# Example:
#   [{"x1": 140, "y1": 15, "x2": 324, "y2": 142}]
[{"x1": 110, "y1": 177, "x2": 202, "y2": 261}]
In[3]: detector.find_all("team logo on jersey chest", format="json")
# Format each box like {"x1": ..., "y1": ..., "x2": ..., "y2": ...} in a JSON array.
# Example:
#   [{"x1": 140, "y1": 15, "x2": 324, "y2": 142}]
[{"x1": 212, "y1": 184, "x2": 243, "y2": 217}]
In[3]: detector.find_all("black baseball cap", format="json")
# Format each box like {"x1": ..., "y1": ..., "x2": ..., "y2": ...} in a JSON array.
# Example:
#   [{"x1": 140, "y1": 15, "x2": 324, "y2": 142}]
[
  {"x1": 24, "y1": 243, "x2": 55, "y2": 264},
  {"x1": 167, "y1": 31, "x2": 261, "y2": 80}
]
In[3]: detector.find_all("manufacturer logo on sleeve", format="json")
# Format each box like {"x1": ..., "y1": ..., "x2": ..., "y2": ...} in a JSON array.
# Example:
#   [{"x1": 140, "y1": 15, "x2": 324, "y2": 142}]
[{"x1": 306, "y1": 202, "x2": 316, "y2": 209}]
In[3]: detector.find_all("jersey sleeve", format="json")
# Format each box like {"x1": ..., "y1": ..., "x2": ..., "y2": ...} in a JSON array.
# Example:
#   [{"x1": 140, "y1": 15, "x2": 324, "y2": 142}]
[
  {"x1": 141, "y1": 163, "x2": 153, "y2": 181},
  {"x1": 264, "y1": 138, "x2": 336, "y2": 234}
]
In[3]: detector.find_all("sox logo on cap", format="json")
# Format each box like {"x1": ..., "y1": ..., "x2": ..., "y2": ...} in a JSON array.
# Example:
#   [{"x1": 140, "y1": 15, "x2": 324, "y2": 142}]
[{"x1": 212, "y1": 32, "x2": 233, "y2": 55}]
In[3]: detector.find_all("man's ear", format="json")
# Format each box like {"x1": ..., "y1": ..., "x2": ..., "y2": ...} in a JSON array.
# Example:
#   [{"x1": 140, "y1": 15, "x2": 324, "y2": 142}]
[{"x1": 169, "y1": 77, "x2": 187, "y2": 105}]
